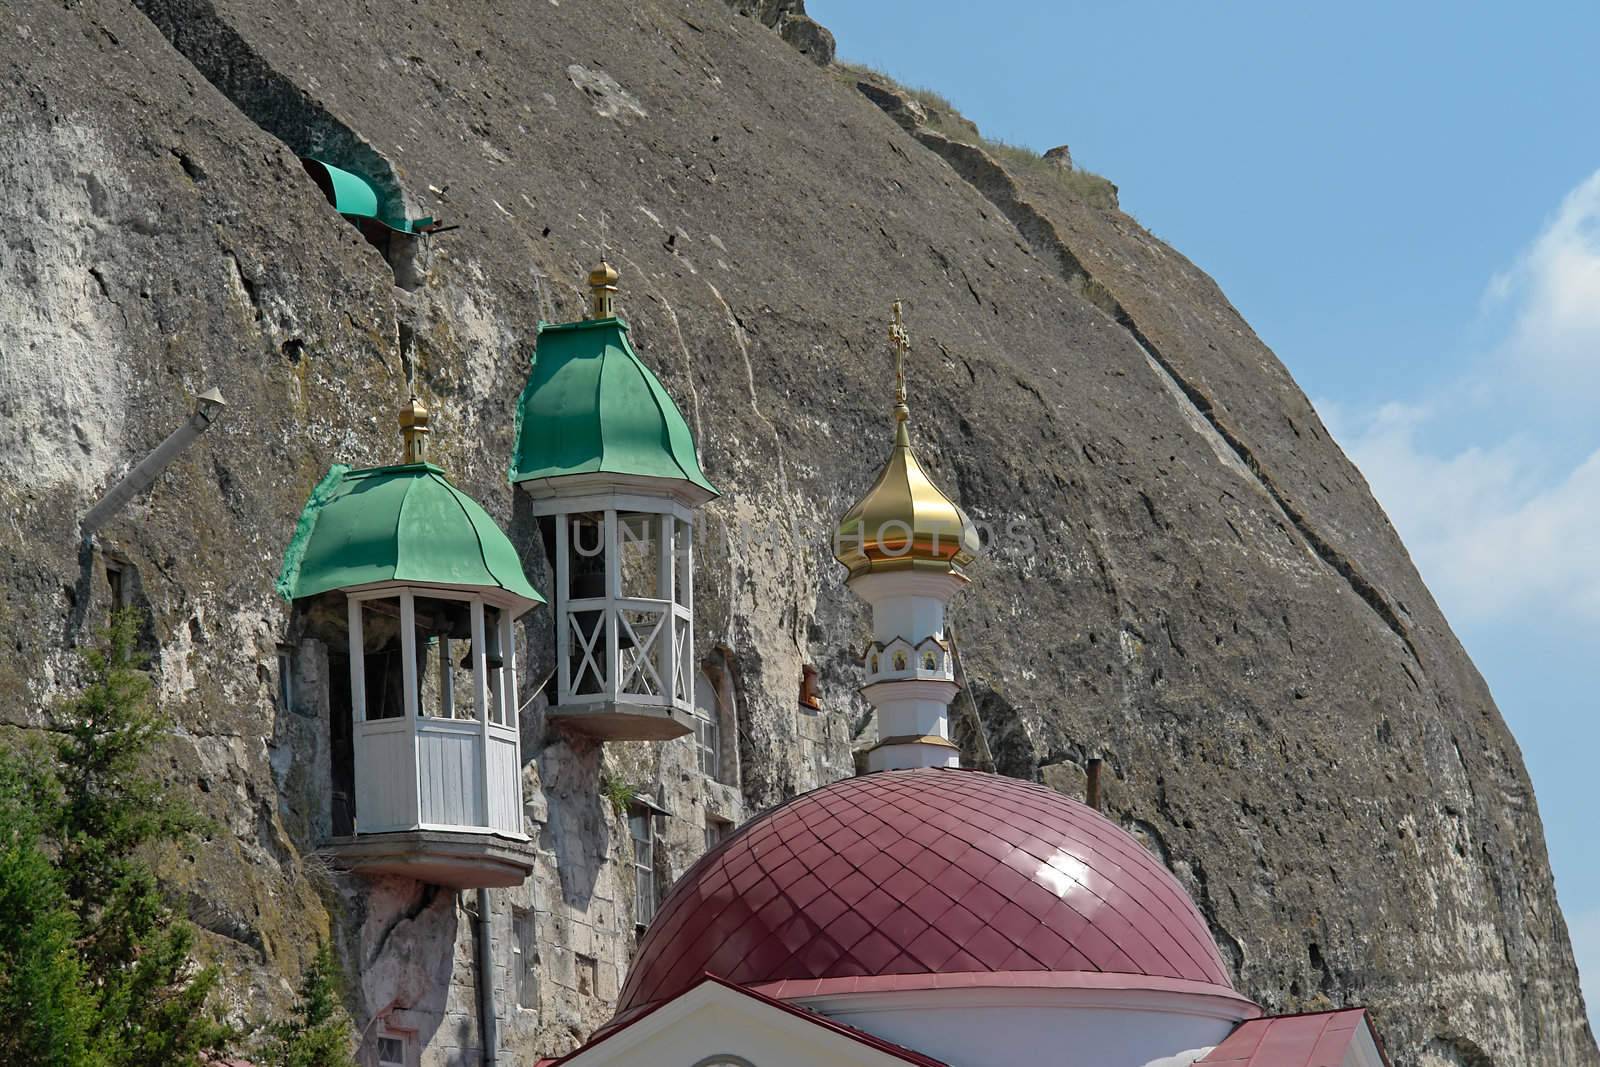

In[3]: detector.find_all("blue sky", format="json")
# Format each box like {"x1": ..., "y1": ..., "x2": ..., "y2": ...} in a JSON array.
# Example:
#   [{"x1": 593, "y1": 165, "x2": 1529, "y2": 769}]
[{"x1": 810, "y1": 0, "x2": 1600, "y2": 1028}]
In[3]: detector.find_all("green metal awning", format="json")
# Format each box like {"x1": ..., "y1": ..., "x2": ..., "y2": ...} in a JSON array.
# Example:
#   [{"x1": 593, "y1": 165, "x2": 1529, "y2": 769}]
[{"x1": 301, "y1": 157, "x2": 435, "y2": 235}]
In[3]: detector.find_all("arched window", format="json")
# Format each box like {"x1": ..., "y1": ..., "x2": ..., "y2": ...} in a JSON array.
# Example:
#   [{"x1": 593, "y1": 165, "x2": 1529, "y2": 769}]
[
  {"x1": 692, "y1": 671, "x2": 721, "y2": 780},
  {"x1": 629, "y1": 801, "x2": 658, "y2": 927},
  {"x1": 870, "y1": 654, "x2": 880, "y2": 673}
]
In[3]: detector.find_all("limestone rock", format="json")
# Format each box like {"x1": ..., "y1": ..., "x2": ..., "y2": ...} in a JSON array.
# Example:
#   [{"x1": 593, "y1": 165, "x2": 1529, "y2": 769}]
[
  {"x1": 1039, "y1": 760, "x2": 1087, "y2": 802},
  {"x1": 722, "y1": 0, "x2": 835, "y2": 66},
  {"x1": 0, "y1": 1, "x2": 1590, "y2": 1065}
]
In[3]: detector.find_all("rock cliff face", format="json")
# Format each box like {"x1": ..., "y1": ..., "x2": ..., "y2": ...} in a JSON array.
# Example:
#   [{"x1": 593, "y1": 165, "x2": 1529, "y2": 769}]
[{"x1": 0, "y1": 1, "x2": 1592, "y2": 1064}]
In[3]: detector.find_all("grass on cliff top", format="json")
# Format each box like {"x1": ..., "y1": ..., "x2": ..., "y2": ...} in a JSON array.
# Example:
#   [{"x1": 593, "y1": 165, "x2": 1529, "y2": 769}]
[
  {"x1": 836, "y1": 62, "x2": 1120, "y2": 210},
  {"x1": 873, "y1": 72, "x2": 958, "y2": 118}
]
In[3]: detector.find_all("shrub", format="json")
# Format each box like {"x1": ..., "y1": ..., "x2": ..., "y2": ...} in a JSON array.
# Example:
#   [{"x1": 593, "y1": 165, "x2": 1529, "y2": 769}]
[
  {"x1": 835, "y1": 62, "x2": 1119, "y2": 209},
  {"x1": 259, "y1": 941, "x2": 357, "y2": 1067}
]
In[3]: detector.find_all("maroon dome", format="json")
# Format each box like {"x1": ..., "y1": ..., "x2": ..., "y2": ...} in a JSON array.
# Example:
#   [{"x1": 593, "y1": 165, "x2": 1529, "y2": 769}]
[{"x1": 619, "y1": 769, "x2": 1233, "y2": 1017}]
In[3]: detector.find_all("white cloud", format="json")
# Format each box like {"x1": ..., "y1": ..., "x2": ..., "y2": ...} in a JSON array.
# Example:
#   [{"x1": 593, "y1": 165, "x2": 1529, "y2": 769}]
[
  {"x1": 1323, "y1": 399, "x2": 1600, "y2": 623},
  {"x1": 1321, "y1": 168, "x2": 1600, "y2": 627},
  {"x1": 1488, "y1": 169, "x2": 1600, "y2": 391}
]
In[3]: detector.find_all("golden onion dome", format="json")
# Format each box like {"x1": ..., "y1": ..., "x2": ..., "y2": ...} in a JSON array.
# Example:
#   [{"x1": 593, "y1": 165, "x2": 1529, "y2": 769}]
[{"x1": 834, "y1": 304, "x2": 980, "y2": 580}]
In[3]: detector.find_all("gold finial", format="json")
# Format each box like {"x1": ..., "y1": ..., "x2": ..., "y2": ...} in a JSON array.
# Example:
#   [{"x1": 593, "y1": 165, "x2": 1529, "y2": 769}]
[
  {"x1": 889, "y1": 300, "x2": 911, "y2": 428},
  {"x1": 588, "y1": 261, "x2": 620, "y2": 319},
  {"x1": 399, "y1": 394, "x2": 430, "y2": 464},
  {"x1": 832, "y1": 300, "x2": 980, "y2": 580}
]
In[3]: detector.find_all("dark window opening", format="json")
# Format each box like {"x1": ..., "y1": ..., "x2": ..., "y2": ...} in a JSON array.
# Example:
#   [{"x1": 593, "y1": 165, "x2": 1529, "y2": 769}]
[
  {"x1": 576, "y1": 953, "x2": 598, "y2": 998},
  {"x1": 96, "y1": 551, "x2": 157, "y2": 659},
  {"x1": 629, "y1": 803, "x2": 657, "y2": 929},
  {"x1": 693, "y1": 670, "x2": 722, "y2": 781},
  {"x1": 363, "y1": 643, "x2": 405, "y2": 720},
  {"x1": 105, "y1": 560, "x2": 126, "y2": 612},
  {"x1": 359, "y1": 597, "x2": 405, "y2": 721},
  {"x1": 512, "y1": 906, "x2": 538, "y2": 1009},
  {"x1": 799, "y1": 663, "x2": 822, "y2": 710},
  {"x1": 376, "y1": 1033, "x2": 406, "y2": 1067},
  {"x1": 410, "y1": 595, "x2": 476, "y2": 722},
  {"x1": 328, "y1": 648, "x2": 355, "y2": 837},
  {"x1": 277, "y1": 644, "x2": 295, "y2": 714},
  {"x1": 699, "y1": 653, "x2": 740, "y2": 788}
]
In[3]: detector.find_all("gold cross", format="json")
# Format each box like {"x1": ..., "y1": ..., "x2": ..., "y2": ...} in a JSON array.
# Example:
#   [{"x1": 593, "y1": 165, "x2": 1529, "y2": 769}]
[{"x1": 889, "y1": 301, "x2": 910, "y2": 406}]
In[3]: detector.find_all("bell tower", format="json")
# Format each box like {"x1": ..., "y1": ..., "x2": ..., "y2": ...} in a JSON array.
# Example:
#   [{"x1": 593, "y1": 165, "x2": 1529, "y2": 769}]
[
  {"x1": 834, "y1": 304, "x2": 980, "y2": 771},
  {"x1": 277, "y1": 397, "x2": 545, "y2": 888},
  {"x1": 510, "y1": 264, "x2": 718, "y2": 741}
]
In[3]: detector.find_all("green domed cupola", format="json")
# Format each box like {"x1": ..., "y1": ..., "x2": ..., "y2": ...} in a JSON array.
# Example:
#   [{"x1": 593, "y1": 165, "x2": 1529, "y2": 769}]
[
  {"x1": 276, "y1": 397, "x2": 542, "y2": 890},
  {"x1": 509, "y1": 263, "x2": 716, "y2": 504},
  {"x1": 512, "y1": 264, "x2": 715, "y2": 742},
  {"x1": 278, "y1": 457, "x2": 543, "y2": 610}
]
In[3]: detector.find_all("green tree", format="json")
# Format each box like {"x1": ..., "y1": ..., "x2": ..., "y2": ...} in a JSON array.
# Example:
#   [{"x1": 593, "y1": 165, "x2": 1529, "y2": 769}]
[
  {"x1": 260, "y1": 941, "x2": 358, "y2": 1067},
  {"x1": 0, "y1": 748, "x2": 98, "y2": 1067},
  {"x1": 0, "y1": 613, "x2": 235, "y2": 1067},
  {"x1": 53, "y1": 614, "x2": 235, "y2": 1066},
  {"x1": 0, "y1": 613, "x2": 364, "y2": 1066},
  {"x1": 53, "y1": 612, "x2": 199, "y2": 923},
  {"x1": 48, "y1": 614, "x2": 232, "y2": 1066}
]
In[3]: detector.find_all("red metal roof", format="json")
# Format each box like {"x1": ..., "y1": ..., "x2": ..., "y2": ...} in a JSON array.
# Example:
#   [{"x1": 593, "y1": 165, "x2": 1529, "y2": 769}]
[
  {"x1": 752, "y1": 969, "x2": 1253, "y2": 1003},
  {"x1": 617, "y1": 769, "x2": 1235, "y2": 1019},
  {"x1": 1196, "y1": 1008, "x2": 1390, "y2": 1066}
]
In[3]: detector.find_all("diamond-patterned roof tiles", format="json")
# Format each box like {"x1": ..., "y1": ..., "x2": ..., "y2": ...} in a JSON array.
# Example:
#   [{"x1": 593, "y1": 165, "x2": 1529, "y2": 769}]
[{"x1": 617, "y1": 769, "x2": 1235, "y2": 1018}]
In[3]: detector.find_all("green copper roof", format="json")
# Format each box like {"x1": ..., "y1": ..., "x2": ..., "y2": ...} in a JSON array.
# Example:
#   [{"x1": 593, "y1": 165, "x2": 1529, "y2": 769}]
[
  {"x1": 301, "y1": 158, "x2": 436, "y2": 235},
  {"x1": 276, "y1": 462, "x2": 544, "y2": 608},
  {"x1": 509, "y1": 318, "x2": 717, "y2": 496}
]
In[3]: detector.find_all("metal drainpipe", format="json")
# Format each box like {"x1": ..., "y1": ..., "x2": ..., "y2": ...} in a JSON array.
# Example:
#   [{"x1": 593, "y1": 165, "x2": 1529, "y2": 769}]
[
  {"x1": 474, "y1": 887, "x2": 499, "y2": 1066},
  {"x1": 80, "y1": 388, "x2": 227, "y2": 538}
]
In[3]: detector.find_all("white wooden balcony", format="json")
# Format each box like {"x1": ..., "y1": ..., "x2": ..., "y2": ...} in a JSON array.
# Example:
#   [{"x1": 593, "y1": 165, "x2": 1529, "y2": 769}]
[
  {"x1": 546, "y1": 504, "x2": 697, "y2": 740},
  {"x1": 322, "y1": 585, "x2": 535, "y2": 889}
]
